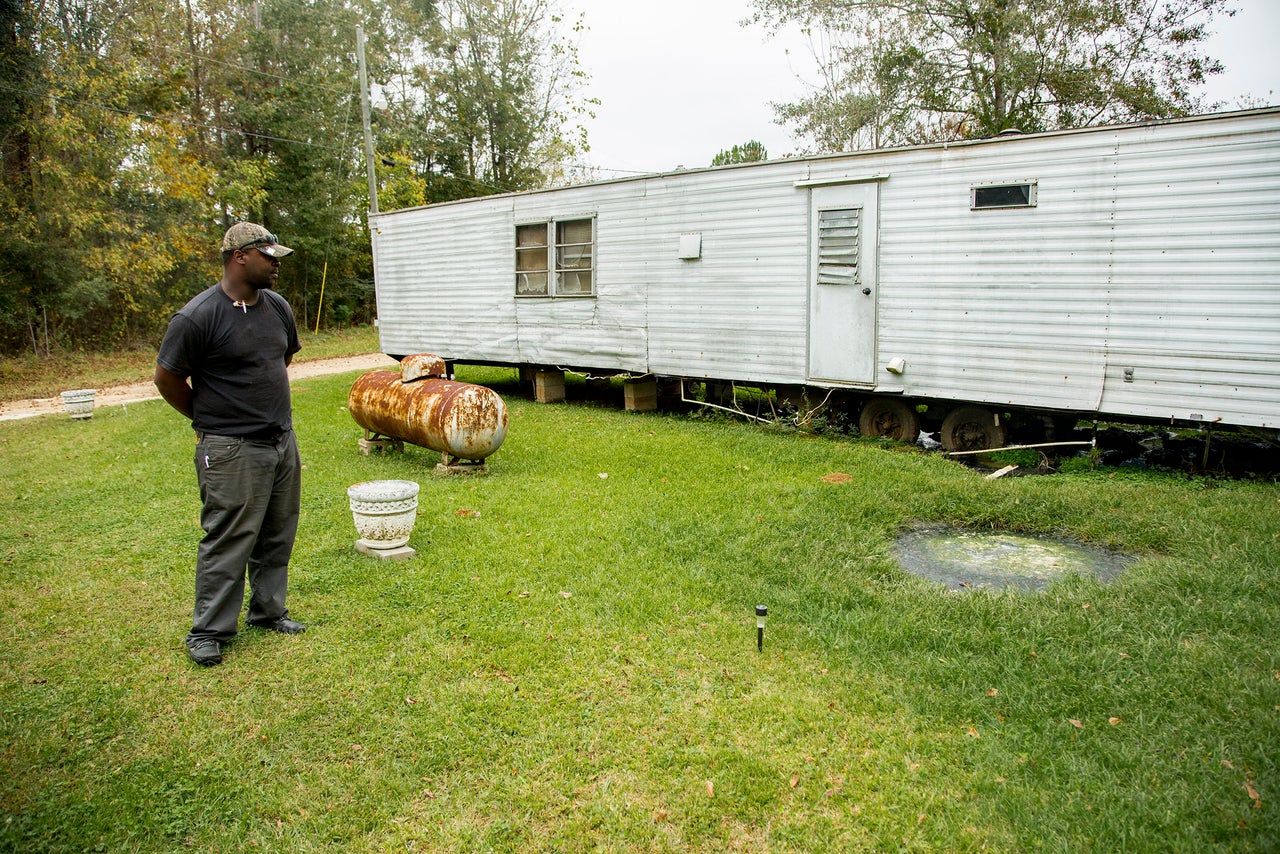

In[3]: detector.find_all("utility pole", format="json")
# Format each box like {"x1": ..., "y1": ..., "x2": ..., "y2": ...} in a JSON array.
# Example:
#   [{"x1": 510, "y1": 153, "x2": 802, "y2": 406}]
[{"x1": 357, "y1": 25, "x2": 378, "y2": 215}]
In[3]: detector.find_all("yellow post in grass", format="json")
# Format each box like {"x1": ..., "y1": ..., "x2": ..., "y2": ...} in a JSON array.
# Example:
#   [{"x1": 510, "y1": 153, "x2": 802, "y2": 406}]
[{"x1": 314, "y1": 261, "x2": 328, "y2": 334}]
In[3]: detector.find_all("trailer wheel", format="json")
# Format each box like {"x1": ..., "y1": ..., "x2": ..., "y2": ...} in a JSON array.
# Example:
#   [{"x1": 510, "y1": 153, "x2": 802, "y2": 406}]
[
  {"x1": 858, "y1": 398, "x2": 921, "y2": 443},
  {"x1": 940, "y1": 406, "x2": 1007, "y2": 452}
]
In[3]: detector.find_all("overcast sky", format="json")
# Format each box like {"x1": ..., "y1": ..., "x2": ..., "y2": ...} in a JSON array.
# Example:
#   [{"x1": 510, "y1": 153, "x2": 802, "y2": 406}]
[{"x1": 565, "y1": 0, "x2": 1280, "y2": 176}]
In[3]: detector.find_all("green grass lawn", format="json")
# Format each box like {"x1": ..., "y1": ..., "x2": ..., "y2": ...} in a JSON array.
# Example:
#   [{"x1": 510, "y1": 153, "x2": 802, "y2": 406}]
[{"x1": 1, "y1": 366, "x2": 1277, "y2": 852}]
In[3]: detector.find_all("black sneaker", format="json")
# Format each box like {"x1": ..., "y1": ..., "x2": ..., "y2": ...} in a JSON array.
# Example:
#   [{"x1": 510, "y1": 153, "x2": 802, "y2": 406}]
[
  {"x1": 186, "y1": 637, "x2": 222, "y2": 666},
  {"x1": 248, "y1": 616, "x2": 306, "y2": 635}
]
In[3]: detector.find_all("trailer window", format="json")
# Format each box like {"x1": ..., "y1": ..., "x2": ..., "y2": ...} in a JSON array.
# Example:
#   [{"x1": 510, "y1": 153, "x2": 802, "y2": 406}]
[
  {"x1": 971, "y1": 182, "x2": 1037, "y2": 209},
  {"x1": 515, "y1": 218, "x2": 595, "y2": 297}
]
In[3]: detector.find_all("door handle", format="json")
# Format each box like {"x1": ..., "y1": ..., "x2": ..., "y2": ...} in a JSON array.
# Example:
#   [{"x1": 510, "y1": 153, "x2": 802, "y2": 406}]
[{"x1": 862, "y1": 287, "x2": 872, "y2": 296}]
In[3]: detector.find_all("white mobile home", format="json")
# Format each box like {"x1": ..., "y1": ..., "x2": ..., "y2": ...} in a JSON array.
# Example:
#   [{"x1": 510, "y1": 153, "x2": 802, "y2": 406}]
[{"x1": 369, "y1": 108, "x2": 1280, "y2": 450}]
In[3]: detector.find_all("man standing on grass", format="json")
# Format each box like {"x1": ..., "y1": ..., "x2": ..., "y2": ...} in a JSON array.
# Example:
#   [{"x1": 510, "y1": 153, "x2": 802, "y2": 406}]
[{"x1": 154, "y1": 222, "x2": 307, "y2": 667}]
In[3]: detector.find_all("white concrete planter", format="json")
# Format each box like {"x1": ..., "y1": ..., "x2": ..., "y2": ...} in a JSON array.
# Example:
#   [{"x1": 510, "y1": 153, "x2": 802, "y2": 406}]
[
  {"x1": 60, "y1": 389, "x2": 96, "y2": 420},
  {"x1": 347, "y1": 480, "x2": 420, "y2": 550}
]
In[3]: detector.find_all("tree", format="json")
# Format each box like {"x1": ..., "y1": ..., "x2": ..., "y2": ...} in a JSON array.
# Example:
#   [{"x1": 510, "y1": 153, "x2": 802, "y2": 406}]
[
  {"x1": 0, "y1": 0, "x2": 394, "y2": 350},
  {"x1": 0, "y1": 0, "x2": 596, "y2": 354},
  {"x1": 403, "y1": 0, "x2": 595, "y2": 194},
  {"x1": 210, "y1": 0, "x2": 395, "y2": 329},
  {"x1": 751, "y1": 0, "x2": 1235, "y2": 151},
  {"x1": 711, "y1": 139, "x2": 769, "y2": 165},
  {"x1": 0, "y1": 0, "x2": 207, "y2": 353}
]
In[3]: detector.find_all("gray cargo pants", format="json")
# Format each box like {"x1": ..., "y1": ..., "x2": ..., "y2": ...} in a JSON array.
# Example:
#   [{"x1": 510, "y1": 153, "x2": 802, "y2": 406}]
[{"x1": 187, "y1": 429, "x2": 301, "y2": 643}]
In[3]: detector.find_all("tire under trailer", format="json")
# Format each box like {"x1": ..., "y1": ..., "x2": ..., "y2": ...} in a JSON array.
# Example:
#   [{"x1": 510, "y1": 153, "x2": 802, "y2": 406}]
[
  {"x1": 858, "y1": 398, "x2": 921, "y2": 443},
  {"x1": 939, "y1": 405, "x2": 1008, "y2": 452}
]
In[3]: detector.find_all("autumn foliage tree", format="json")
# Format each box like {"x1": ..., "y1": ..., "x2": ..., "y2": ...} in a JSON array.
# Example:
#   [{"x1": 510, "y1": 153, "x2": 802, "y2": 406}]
[{"x1": 0, "y1": 0, "x2": 593, "y2": 354}]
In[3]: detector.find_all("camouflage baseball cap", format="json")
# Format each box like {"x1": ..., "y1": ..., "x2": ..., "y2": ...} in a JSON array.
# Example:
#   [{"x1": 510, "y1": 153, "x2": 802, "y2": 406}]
[{"x1": 221, "y1": 222, "x2": 294, "y2": 258}]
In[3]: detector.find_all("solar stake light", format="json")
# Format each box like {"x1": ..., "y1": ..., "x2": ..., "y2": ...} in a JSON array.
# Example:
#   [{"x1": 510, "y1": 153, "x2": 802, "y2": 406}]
[{"x1": 755, "y1": 605, "x2": 768, "y2": 652}]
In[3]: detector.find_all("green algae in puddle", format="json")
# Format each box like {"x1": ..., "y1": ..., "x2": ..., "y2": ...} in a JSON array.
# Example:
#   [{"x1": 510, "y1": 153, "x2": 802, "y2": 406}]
[{"x1": 894, "y1": 528, "x2": 1132, "y2": 592}]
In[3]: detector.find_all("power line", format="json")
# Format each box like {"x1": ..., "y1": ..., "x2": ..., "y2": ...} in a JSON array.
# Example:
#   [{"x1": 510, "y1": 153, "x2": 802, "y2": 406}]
[{"x1": 571, "y1": 165, "x2": 653, "y2": 175}]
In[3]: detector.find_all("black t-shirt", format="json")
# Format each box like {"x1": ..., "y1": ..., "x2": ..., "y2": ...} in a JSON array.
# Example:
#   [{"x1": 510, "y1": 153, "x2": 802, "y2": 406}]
[{"x1": 157, "y1": 284, "x2": 302, "y2": 435}]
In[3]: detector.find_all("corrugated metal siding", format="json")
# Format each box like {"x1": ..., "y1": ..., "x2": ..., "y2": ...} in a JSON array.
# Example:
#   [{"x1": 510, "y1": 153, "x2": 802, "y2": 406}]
[
  {"x1": 867, "y1": 132, "x2": 1119, "y2": 412},
  {"x1": 509, "y1": 182, "x2": 651, "y2": 370},
  {"x1": 641, "y1": 169, "x2": 808, "y2": 383},
  {"x1": 371, "y1": 110, "x2": 1280, "y2": 428},
  {"x1": 374, "y1": 197, "x2": 521, "y2": 360},
  {"x1": 1096, "y1": 118, "x2": 1280, "y2": 426},
  {"x1": 825, "y1": 112, "x2": 1280, "y2": 427},
  {"x1": 374, "y1": 182, "x2": 657, "y2": 370},
  {"x1": 374, "y1": 164, "x2": 815, "y2": 383}
]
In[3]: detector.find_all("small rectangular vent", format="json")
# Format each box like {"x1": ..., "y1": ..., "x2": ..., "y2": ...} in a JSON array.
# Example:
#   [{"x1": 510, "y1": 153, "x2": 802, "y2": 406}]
[{"x1": 972, "y1": 182, "x2": 1037, "y2": 209}]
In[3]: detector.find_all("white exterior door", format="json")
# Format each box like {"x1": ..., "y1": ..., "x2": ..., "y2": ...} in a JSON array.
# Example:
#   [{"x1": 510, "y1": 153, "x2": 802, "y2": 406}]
[{"x1": 807, "y1": 183, "x2": 879, "y2": 385}]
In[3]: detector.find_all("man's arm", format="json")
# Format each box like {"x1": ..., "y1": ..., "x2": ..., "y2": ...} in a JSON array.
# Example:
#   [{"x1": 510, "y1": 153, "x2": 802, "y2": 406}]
[{"x1": 154, "y1": 364, "x2": 194, "y2": 420}]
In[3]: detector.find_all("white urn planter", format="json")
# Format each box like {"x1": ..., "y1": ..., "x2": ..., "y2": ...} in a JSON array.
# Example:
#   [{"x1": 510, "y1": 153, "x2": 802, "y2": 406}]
[
  {"x1": 60, "y1": 389, "x2": 96, "y2": 420},
  {"x1": 348, "y1": 479, "x2": 420, "y2": 556}
]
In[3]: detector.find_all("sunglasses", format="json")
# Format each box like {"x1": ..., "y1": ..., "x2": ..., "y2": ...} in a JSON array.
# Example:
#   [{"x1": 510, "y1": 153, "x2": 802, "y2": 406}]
[{"x1": 231, "y1": 233, "x2": 280, "y2": 252}]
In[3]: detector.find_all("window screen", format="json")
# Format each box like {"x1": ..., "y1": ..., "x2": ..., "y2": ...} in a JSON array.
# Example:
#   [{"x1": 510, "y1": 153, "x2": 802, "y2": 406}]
[{"x1": 817, "y1": 208, "x2": 861, "y2": 286}]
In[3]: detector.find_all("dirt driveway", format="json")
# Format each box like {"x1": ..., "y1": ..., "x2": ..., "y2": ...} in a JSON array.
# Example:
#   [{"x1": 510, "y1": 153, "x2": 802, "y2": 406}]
[{"x1": 0, "y1": 353, "x2": 396, "y2": 422}]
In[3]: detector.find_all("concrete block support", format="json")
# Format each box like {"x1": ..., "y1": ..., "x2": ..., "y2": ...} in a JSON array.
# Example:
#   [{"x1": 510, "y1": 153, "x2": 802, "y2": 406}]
[
  {"x1": 624, "y1": 378, "x2": 658, "y2": 412},
  {"x1": 534, "y1": 369, "x2": 565, "y2": 403}
]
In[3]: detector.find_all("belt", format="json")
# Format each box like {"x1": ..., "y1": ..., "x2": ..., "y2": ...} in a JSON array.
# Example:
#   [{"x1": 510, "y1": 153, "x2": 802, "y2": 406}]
[
  {"x1": 196, "y1": 427, "x2": 290, "y2": 442},
  {"x1": 244, "y1": 426, "x2": 289, "y2": 441}
]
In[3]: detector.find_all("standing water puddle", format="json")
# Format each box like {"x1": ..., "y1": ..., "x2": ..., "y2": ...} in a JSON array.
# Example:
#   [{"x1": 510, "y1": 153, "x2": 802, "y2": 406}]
[{"x1": 894, "y1": 528, "x2": 1132, "y2": 592}]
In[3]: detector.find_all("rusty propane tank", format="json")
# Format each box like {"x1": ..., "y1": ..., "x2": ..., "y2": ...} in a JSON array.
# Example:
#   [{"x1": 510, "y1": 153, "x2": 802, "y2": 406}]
[{"x1": 348, "y1": 357, "x2": 508, "y2": 462}]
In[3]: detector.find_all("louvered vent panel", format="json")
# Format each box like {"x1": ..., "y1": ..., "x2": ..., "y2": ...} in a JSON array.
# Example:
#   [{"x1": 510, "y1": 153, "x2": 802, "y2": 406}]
[{"x1": 817, "y1": 208, "x2": 860, "y2": 286}]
